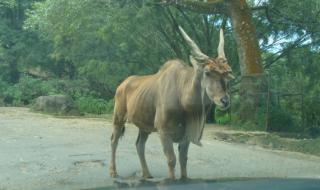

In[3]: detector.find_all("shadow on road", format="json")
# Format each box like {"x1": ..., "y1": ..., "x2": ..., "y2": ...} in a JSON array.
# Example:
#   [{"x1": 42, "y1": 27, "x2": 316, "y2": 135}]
[{"x1": 84, "y1": 177, "x2": 320, "y2": 190}]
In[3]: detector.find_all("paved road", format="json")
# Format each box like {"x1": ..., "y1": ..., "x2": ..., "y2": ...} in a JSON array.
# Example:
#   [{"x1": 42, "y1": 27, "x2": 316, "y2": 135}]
[{"x1": 0, "y1": 107, "x2": 320, "y2": 190}]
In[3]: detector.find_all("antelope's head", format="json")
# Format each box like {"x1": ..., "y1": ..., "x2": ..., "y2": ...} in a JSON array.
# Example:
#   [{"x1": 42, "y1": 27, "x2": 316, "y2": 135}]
[{"x1": 179, "y1": 26, "x2": 235, "y2": 110}]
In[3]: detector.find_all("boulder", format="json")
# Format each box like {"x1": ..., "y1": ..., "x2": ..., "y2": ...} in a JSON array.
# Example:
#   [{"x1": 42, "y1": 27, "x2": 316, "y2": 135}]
[{"x1": 33, "y1": 95, "x2": 81, "y2": 115}]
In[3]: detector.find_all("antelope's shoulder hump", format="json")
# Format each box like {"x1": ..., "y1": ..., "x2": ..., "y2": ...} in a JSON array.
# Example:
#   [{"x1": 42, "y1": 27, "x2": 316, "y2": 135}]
[{"x1": 158, "y1": 59, "x2": 187, "y2": 73}]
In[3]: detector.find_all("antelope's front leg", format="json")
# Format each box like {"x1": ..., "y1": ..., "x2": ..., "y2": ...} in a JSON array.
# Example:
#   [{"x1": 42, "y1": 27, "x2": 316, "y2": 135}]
[
  {"x1": 159, "y1": 133, "x2": 176, "y2": 179},
  {"x1": 178, "y1": 140, "x2": 190, "y2": 179}
]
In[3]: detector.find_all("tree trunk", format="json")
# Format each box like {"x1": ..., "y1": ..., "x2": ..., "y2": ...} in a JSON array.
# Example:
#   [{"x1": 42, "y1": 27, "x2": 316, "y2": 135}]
[
  {"x1": 226, "y1": 0, "x2": 265, "y2": 124},
  {"x1": 226, "y1": 0, "x2": 263, "y2": 75}
]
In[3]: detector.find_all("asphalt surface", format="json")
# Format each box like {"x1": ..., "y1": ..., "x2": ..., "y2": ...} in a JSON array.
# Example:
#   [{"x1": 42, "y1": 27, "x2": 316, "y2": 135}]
[{"x1": 0, "y1": 107, "x2": 320, "y2": 190}]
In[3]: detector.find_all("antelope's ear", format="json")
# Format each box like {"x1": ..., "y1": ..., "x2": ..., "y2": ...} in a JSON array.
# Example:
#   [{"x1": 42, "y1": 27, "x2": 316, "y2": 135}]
[
  {"x1": 189, "y1": 56, "x2": 198, "y2": 68},
  {"x1": 189, "y1": 55, "x2": 206, "y2": 70},
  {"x1": 225, "y1": 73, "x2": 235, "y2": 81}
]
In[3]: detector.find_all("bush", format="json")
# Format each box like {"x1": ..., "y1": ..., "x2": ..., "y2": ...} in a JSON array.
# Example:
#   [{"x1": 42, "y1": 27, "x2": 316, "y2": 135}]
[
  {"x1": 75, "y1": 96, "x2": 113, "y2": 114},
  {"x1": 231, "y1": 106, "x2": 297, "y2": 132},
  {"x1": 50, "y1": 79, "x2": 94, "y2": 99},
  {"x1": 0, "y1": 76, "x2": 58, "y2": 106},
  {"x1": 0, "y1": 76, "x2": 115, "y2": 115},
  {"x1": 2, "y1": 85, "x2": 22, "y2": 106},
  {"x1": 16, "y1": 76, "x2": 57, "y2": 104},
  {"x1": 215, "y1": 109, "x2": 231, "y2": 125},
  {"x1": 105, "y1": 98, "x2": 114, "y2": 113},
  {"x1": 267, "y1": 106, "x2": 297, "y2": 132},
  {"x1": 229, "y1": 94, "x2": 266, "y2": 131},
  {"x1": 304, "y1": 98, "x2": 320, "y2": 137}
]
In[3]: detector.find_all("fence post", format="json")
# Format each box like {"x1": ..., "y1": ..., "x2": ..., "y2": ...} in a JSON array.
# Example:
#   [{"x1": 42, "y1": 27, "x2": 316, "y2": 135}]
[
  {"x1": 265, "y1": 74, "x2": 270, "y2": 131},
  {"x1": 301, "y1": 84, "x2": 304, "y2": 128}
]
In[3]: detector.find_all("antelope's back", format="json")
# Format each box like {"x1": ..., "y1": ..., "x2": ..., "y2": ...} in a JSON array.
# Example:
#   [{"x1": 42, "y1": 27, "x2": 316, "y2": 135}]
[
  {"x1": 114, "y1": 73, "x2": 159, "y2": 130},
  {"x1": 113, "y1": 60, "x2": 189, "y2": 130}
]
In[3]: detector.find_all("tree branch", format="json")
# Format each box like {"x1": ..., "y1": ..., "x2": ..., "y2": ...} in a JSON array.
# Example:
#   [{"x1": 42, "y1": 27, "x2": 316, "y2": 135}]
[
  {"x1": 263, "y1": 34, "x2": 309, "y2": 69},
  {"x1": 251, "y1": 5, "x2": 268, "y2": 11},
  {"x1": 176, "y1": 7, "x2": 202, "y2": 46},
  {"x1": 156, "y1": 7, "x2": 184, "y2": 58},
  {"x1": 155, "y1": 0, "x2": 228, "y2": 15},
  {"x1": 249, "y1": 5, "x2": 274, "y2": 24},
  {"x1": 203, "y1": 15, "x2": 212, "y2": 55}
]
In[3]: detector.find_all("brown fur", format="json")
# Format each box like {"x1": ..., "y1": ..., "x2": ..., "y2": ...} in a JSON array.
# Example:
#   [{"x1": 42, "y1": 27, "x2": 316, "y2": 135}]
[
  {"x1": 206, "y1": 58, "x2": 233, "y2": 74},
  {"x1": 114, "y1": 60, "x2": 209, "y2": 143}
]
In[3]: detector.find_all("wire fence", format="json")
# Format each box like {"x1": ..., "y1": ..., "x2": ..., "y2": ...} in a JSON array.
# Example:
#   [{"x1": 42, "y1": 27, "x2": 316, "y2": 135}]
[{"x1": 227, "y1": 73, "x2": 315, "y2": 132}]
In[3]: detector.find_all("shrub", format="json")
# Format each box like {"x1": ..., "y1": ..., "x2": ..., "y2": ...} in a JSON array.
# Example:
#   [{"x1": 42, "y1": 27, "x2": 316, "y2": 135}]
[
  {"x1": 16, "y1": 75, "x2": 57, "y2": 104},
  {"x1": 50, "y1": 79, "x2": 93, "y2": 99},
  {"x1": 0, "y1": 76, "x2": 115, "y2": 115},
  {"x1": 304, "y1": 98, "x2": 320, "y2": 137},
  {"x1": 75, "y1": 96, "x2": 112, "y2": 114},
  {"x1": 1, "y1": 76, "x2": 58, "y2": 106},
  {"x1": 105, "y1": 98, "x2": 114, "y2": 113},
  {"x1": 267, "y1": 106, "x2": 297, "y2": 132},
  {"x1": 215, "y1": 109, "x2": 231, "y2": 125},
  {"x1": 3, "y1": 85, "x2": 22, "y2": 106}
]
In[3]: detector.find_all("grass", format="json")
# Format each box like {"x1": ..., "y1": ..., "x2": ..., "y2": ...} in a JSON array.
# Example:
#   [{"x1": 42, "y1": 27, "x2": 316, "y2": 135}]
[{"x1": 211, "y1": 131, "x2": 320, "y2": 157}]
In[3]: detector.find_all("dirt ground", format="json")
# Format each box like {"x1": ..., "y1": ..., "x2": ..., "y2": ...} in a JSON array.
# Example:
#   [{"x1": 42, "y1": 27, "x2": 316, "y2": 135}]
[
  {"x1": 1, "y1": 107, "x2": 320, "y2": 190},
  {"x1": 207, "y1": 128, "x2": 320, "y2": 156}
]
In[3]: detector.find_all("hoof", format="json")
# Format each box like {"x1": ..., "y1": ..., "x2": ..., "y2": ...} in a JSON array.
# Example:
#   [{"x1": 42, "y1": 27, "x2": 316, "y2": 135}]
[
  {"x1": 159, "y1": 177, "x2": 176, "y2": 185},
  {"x1": 165, "y1": 177, "x2": 176, "y2": 182},
  {"x1": 179, "y1": 176, "x2": 190, "y2": 182},
  {"x1": 143, "y1": 174, "x2": 153, "y2": 179},
  {"x1": 109, "y1": 171, "x2": 118, "y2": 178}
]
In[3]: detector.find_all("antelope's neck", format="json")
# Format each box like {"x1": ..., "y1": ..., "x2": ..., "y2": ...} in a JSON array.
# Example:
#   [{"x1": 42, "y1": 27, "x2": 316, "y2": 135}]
[
  {"x1": 191, "y1": 69, "x2": 203, "y2": 93},
  {"x1": 181, "y1": 68, "x2": 205, "y2": 110}
]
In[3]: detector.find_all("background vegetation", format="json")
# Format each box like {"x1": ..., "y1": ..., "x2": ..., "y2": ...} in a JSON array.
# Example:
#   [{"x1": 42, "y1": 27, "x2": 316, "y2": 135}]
[{"x1": 0, "y1": 0, "x2": 319, "y2": 136}]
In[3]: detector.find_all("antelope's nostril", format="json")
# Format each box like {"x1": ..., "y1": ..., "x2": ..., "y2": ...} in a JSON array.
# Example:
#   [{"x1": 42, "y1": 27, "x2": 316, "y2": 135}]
[{"x1": 220, "y1": 96, "x2": 229, "y2": 107}]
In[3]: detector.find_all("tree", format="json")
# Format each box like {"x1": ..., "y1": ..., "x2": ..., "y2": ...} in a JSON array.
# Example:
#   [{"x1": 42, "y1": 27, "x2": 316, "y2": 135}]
[
  {"x1": 225, "y1": 0, "x2": 266, "y2": 122},
  {"x1": 25, "y1": 0, "x2": 177, "y2": 98},
  {"x1": 0, "y1": 0, "x2": 52, "y2": 83}
]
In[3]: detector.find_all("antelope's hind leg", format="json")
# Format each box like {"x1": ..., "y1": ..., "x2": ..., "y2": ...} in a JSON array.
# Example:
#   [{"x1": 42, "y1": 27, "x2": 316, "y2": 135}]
[
  {"x1": 109, "y1": 109, "x2": 126, "y2": 178},
  {"x1": 109, "y1": 124, "x2": 124, "y2": 178},
  {"x1": 136, "y1": 130, "x2": 153, "y2": 179}
]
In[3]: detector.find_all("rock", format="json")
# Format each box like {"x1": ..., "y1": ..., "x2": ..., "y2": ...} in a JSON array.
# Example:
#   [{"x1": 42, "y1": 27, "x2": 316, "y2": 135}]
[{"x1": 32, "y1": 95, "x2": 81, "y2": 115}]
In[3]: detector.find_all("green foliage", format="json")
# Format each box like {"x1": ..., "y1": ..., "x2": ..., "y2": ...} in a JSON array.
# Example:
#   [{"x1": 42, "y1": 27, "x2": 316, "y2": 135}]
[
  {"x1": 75, "y1": 97, "x2": 114, "y2": 114},
  {"x1": 266, "y1": 46, "x2": 320, "y2": 135},
  {"x1": 215, "y1": 109, "x2": 231, "y2": 125},
  {"x1": 16, "y1": 76, "x2": 56, "y2": 104},
  {"x1": 1, "y1": 75, "x2": 55, "y2": 106},
  {"x1": 267, "y1": 106, "x2": 296, "y2": 132},
  {"x1": 213, "y1": 131, "x2": 320, "y2": 156},
  {"x1": 230, "y1": 93, "x2": 296, "y2": 132},
  {"x1": 304, "y1": 98, "x2": 320, "y2": 137},
  {"x1": 229, "y1": 93, "x2": 264, "y2": 131},
  {"x1": 0, "y1": 0, "x2": 52, "y2": 84},
  {"x1": 231, "y1": 120, "x2": 263, "y2": 131},
  {"x1": 0, "y1": 75, "x2": 114, "y2": 114},
  {"x1": 24, "y1": 0, "x2": 177, "y2": 98},
  {"x1": 0, "y1": 80, "x2": 9, "y2": 95},
  {"x1": 23, "y1": 0, "x2": 242, "y2": 99}
]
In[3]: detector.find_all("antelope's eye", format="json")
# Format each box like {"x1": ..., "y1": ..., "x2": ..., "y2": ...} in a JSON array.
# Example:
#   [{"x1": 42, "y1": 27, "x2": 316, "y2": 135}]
[
  {"x1": 204, "y1": 71, "x2": 210, "y2": 76},
  {"x1": 220, "y1": 79, "x2": 227, "y2": 90}
]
